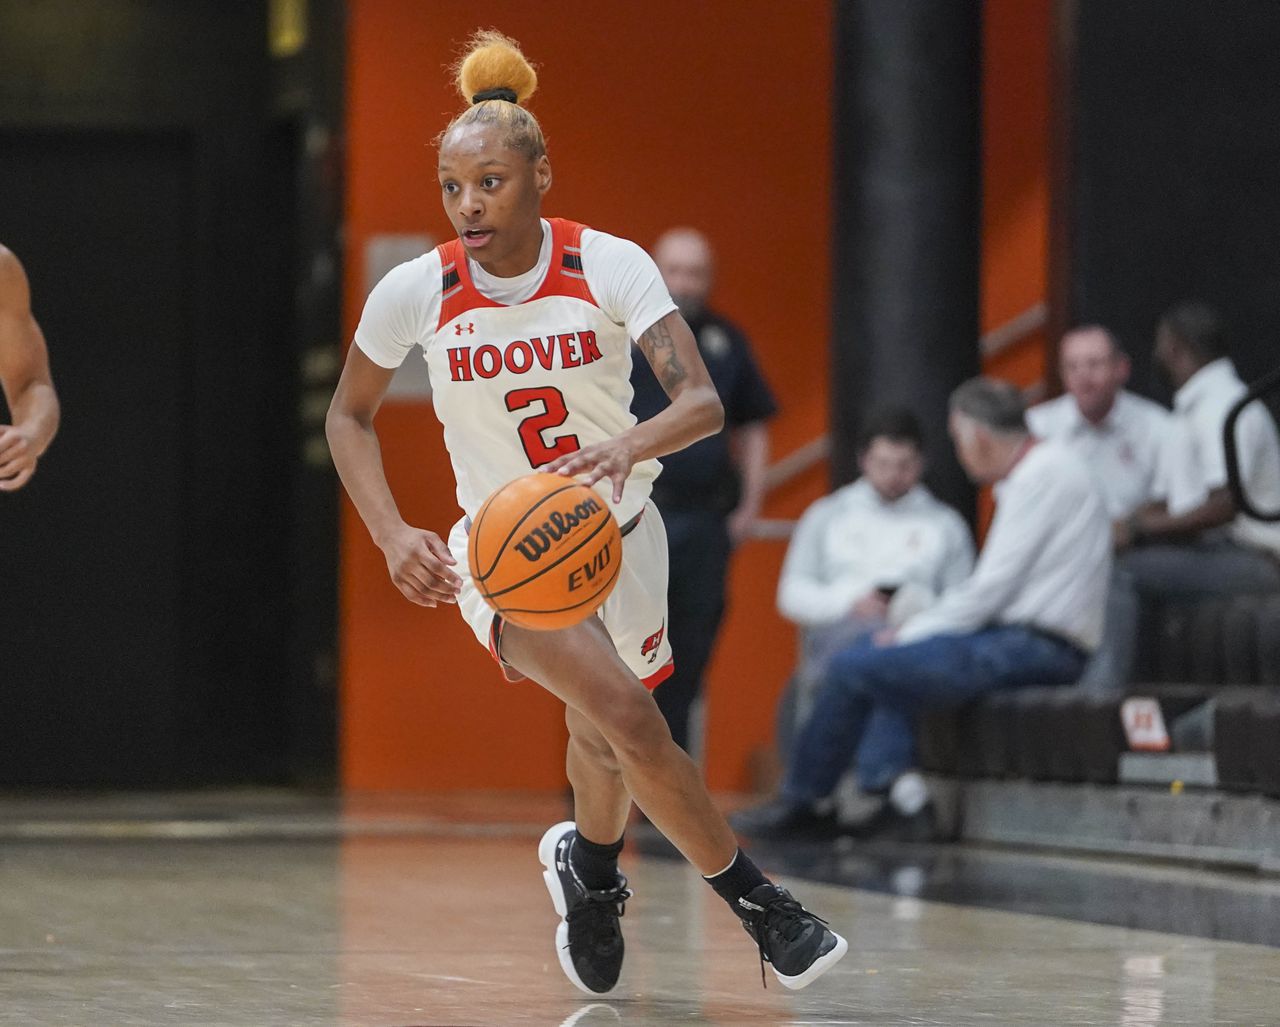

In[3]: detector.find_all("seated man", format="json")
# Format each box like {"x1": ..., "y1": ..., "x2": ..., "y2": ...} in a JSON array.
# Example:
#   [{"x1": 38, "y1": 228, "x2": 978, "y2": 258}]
[
  {"x1": 775, "y1": 408, "x2": 974, "y2": 796},
  {"x1": 1027, "y1": 325, "x2": 1169, "y2": 520},
  {"x1": 1082, "y1": 302, "x2": 1280, "y2": 691},
  {"x1": 733, "y1": 377, "x2": 1111, "y2": 839}
]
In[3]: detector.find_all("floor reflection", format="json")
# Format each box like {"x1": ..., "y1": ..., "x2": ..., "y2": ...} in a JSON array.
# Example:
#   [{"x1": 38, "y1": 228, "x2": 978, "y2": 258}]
[
  {"x1": 0, "y1": 793, "x2": 1277, "y2": 1024},
  {"x1": 645, "y1": 830, "x2": 1280, "y2": 948}
]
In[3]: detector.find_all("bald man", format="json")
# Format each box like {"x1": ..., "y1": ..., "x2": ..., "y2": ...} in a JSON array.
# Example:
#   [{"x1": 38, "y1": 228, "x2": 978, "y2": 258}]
[
  {"x1": 629, "y1": 228, "x2": 778, "y2": 755},
  {"x1": 0, "y1": 246, "x2": 59, "y2": 491}
]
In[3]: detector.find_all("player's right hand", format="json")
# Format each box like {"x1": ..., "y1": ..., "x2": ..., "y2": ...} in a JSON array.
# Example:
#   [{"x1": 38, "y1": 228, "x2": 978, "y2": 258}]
[{"x1": 380, "y1": 524, "x2": 463, "y2": 607}]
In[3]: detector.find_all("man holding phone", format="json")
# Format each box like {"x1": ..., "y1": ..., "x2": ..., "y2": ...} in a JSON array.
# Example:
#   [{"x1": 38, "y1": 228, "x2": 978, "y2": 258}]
[{"x1": 769, "y1": 408, "x2": 974, "y2": 818}]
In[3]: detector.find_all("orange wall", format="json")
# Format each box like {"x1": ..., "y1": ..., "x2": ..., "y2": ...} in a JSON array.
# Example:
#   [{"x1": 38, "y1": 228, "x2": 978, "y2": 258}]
[
  {"x1": 342, "y1": 1, "x2": 832, "y2": 792},
  {"x1": 978, "y1": 0, "x2": 1053, "y2": 535},
  {"x1": 981, "y1": 0, "x2": 1052, "y2": 388}
]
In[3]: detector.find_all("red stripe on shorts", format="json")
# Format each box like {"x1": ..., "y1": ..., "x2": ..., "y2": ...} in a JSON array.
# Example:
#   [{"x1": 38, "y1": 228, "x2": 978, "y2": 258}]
[
  {"x1": 490, "y1": 618, "x2": 673, "y2": 690},
  {"x1": 642, "y1": 660, "x2": 674, "y2": 691}
]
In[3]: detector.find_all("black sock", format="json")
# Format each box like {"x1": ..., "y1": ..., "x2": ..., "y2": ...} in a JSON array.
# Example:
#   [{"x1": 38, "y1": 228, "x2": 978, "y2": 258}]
[
  {"x1": 571, "y1": 831, "x2": 625, "y2": 891},
  {"x1": 704, "y1": 848, "x2": 770, "y2": 915}
]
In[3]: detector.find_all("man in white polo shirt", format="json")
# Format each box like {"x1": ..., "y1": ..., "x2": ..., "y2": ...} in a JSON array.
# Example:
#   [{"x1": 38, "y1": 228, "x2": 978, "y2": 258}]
[
  {"x1": 1083, "y1": 302, "x2": 1280, "y2": 690},
  {"x1": 775, "y1": 408, "x2": 974, "y2": 797},
  {"x1": 733, "y1": 378, "x2": 1111, "y2": 840},
  {"x1": 1027, "y1": 325, "x2": 1169, "y2": 520}
]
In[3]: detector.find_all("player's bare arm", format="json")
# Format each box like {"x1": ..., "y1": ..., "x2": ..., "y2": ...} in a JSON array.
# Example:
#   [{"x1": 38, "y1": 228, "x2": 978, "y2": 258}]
[
  {"x1": 546, "y1": 310, "x2": 723, "y2": 501},
  {"x1": 0, "y1": 246, "x2": 60, "y2": 492},
  {"x1": 326, "y1": 345, "x2": 461, "y2": 607}
]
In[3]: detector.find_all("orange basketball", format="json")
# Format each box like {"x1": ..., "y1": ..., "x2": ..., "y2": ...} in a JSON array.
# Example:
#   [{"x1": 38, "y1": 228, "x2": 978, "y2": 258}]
[{"x1": 469, "y1": 472, "x2": 623, "y2": 630}]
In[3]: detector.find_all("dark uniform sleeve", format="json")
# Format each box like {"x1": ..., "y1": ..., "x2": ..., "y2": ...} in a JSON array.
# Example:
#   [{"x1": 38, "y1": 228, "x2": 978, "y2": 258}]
[{"x1": 725, "y1": 329, "x2": 778, "y2": 427}]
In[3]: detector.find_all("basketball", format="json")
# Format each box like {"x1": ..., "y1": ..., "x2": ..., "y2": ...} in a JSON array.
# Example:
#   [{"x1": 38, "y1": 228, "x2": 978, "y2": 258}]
[{"x1": 469, "y1": 472, "x2": 623, "y2": 630}]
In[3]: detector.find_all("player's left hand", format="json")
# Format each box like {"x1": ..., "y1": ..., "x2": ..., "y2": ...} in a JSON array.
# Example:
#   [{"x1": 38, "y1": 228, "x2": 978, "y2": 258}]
[
  {"x1": 544, "y1": 438, "x2": 635, "y2": 504},
  {"x1": 0, "y1": 425, "x2": 38, "y2": 492}
]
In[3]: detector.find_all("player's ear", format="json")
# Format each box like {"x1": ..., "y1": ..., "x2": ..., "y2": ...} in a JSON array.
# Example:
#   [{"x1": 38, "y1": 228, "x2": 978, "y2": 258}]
[{"x1": 534, "y1": 155, "x2": 552, "y2": 196}]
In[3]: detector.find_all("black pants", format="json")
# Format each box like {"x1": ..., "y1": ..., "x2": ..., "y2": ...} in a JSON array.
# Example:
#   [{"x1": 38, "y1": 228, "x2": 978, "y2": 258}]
[{"x1": 653, "y1": 508, "x2": 732, "y2": 753}]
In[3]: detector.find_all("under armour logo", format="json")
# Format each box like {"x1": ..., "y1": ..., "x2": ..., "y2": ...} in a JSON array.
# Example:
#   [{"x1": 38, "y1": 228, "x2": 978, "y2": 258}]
[{"x1": 455, "y1": 323, "x2": 475, "y2": 335}]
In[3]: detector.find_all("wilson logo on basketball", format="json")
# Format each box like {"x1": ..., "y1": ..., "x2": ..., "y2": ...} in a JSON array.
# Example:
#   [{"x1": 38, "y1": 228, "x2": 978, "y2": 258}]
[{"x1": 514, "y1": 496, "x2": 604, "y2": 562}]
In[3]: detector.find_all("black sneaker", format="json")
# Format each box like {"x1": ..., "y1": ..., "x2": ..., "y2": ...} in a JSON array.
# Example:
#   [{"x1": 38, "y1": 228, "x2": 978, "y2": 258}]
[
  {"x1": 736, "y1": 884, "x2": 848, "y2": 989},
  {"x1": 728, "y1": 799, "x2": 837, "y2": 841},
  {"x1": 539, "y1": 821, "x2": 631, "y2": 995}
]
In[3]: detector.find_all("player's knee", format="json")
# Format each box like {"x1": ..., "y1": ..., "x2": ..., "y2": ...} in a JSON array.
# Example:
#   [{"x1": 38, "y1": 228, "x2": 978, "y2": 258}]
[
  {"x1": 592, "y1": 690, "x2": 670, "y2": 764},
  {"x1": 569, "y1": 725, "x2": 620, "y2": 772}
]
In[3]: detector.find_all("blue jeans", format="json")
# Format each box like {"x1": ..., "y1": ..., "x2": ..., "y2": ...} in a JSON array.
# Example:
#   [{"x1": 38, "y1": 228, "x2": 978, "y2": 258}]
[
  {"x1": 782, "y1": 627, "x2": 1087, "y2": 803},
  {"x1": 780, "y1": 619, "x2": 912, "y2": 793}
]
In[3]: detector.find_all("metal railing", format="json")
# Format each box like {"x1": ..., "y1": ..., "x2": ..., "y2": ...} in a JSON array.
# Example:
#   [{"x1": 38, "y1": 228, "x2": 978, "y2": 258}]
[
  {"x1": 1224, "y1": 364, "x2": 1280, "y2": 522},
  {"x1": 748, "y1": 304, "x2": 1050, "y2": 540}
]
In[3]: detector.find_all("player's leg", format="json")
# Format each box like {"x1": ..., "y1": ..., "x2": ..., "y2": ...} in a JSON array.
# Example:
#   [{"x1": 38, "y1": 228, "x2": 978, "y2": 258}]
[
  {"x1": 537, "y1": 706, "x2": 634, "y2": 995},
  {"x1": 564, "y1": 705, "x2": 631, "y2": 843},
  {"x1": 506, "y1": 618, "x2": 847, "y2": 989},
  {"x1": 508, "y1": 617, "x2": 735, "y2": 871}
]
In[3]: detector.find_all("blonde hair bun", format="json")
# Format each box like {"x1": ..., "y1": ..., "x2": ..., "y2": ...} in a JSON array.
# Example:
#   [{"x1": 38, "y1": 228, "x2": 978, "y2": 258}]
[{"x1": 456, "y1": 30, "x2": 538, "y2": 106}]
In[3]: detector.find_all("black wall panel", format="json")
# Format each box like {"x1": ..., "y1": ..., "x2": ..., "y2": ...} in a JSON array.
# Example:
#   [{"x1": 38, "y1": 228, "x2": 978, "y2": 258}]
[
  {"x1": 0, "y1": 1, "x2": 342, "y2": 786},
  {"x1": 1069, "y1": 0, "x2": 1280, "y2": 402},
  {"x1": 831, "y1": 0, "x2": 982, "y2": 516}
]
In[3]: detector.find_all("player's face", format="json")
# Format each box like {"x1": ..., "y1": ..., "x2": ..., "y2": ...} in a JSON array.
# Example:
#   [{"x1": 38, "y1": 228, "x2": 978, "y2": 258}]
[
  {"x1": 859, "y1": 437, "x2": 924, "y2": 502},
  {"x1": 438, "y1": 122, "x2": 552, "y2": 275},
  {"x1": 1060, "y1": 329, "x2": 1126, "y2": 423}
]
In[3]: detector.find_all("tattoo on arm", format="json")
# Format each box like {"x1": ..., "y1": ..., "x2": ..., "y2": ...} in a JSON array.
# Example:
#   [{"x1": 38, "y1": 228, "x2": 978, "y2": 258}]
[{"x1": 638, "y1": 318, "x2": 688, "y2": 392}]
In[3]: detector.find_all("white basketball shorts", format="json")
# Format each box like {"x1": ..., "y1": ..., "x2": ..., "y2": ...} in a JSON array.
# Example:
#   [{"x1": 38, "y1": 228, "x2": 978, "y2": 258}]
[{"x1": 449, "y1": 499, "x2": 675, "y2": 689}]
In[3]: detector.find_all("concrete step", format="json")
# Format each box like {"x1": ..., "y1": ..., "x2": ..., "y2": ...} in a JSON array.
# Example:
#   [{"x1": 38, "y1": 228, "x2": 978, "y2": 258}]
[{"x1": 937, "y1": 778, "x2": 1280, "y2": 873}]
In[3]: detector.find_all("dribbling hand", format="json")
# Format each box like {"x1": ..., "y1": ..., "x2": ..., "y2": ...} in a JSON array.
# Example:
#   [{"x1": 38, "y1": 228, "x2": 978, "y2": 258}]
[
  {"x1": 0, "y1": 425, "x2": 37, "y2": 492},
  {"x1": 380, "y1": 524, "x2": 463, "y2": 607},
  {"x1": 544, "y1": 437, "x2": 635, "y2": 504}
]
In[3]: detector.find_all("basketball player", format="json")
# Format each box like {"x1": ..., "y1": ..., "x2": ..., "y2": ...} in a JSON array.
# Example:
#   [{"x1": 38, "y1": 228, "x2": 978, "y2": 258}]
[
  {"x1": 327, "y1": 32, "x2": 846, "y2": 995},
  {"x1": 0, "y1": 245, "x2": 59, "y2": 491}
]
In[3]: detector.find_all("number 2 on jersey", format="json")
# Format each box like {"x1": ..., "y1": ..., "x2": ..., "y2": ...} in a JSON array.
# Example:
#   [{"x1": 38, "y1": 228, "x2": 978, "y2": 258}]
[{"x1": 505, "y1": 386, "x2": 581, "y2": 468}]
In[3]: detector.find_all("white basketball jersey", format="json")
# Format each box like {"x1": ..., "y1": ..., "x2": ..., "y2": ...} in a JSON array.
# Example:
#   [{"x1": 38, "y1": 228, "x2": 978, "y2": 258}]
[{"x1": 423, "y1": 219, "x2": 662, "y2": 524}]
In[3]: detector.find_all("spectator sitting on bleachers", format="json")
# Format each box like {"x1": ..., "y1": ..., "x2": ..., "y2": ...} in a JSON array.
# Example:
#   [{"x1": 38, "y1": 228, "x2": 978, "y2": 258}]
[
  {"x1": 1082, "y1": 302, "x2": 1280, "y2": 691},
  {"x1": 1027, "y1": 325, "x2": 1169, "y2": 520},
  {"x1": 732, "y1": 377, "x2": 1111, "y2": 841},
  {"x1": 774, "y1": 408, "x2": 974, "y2": 797}
]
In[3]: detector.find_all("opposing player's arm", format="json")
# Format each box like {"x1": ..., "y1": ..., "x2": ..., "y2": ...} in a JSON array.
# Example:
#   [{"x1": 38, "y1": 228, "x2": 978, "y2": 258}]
[
  {"x1": 326, "y1": 345, "x2": 461, "y2": 606},
  {"x1": 0, "y1": 248, "x2": 60, "y2": 491},
  {"x1": 545, "y1": 311, "x2": 723, "y2": 501}
]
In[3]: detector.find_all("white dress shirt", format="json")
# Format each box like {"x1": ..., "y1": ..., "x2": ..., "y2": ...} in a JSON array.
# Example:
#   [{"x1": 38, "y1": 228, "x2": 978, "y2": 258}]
[
  {"x1": 1158, "y1": 357, "x2": 1280, "y2": 557},
  {"x1": 777, "y1": 480, "x2": 974, "y2": 628},
  {"x1": 1026, "y1": 390, "x2": 1169, "y2": 519},
  {"x1": 897, "y1": 440, "x2": 1112, "y2": 651}
]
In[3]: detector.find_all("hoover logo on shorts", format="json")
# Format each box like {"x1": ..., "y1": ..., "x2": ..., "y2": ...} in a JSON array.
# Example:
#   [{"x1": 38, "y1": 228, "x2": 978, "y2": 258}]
[
  {"x1": 514, "y1": 497, "x2": 603, "y2": 562},
  {"x1": 641, "y1": 624, "x2": 665, "y2": 663}
]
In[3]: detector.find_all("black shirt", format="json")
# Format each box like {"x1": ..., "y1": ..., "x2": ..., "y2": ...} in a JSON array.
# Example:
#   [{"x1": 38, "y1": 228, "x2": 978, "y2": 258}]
[{"x1": 630, "y1": 307, "x2": 778, "y2": 514}]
